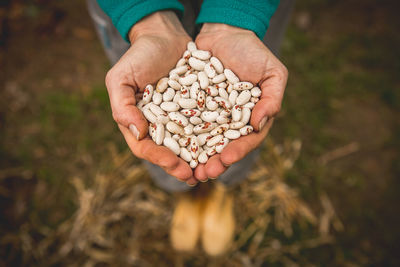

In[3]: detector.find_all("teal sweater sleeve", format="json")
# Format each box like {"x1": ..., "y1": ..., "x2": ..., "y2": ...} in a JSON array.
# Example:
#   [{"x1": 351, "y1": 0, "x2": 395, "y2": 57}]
[
  {"x1": 196, "y1": 0, "x2": 280, "y2": 40},
  {"x1": 96, "y1": 0, "x2": 184, "y2": 42}
]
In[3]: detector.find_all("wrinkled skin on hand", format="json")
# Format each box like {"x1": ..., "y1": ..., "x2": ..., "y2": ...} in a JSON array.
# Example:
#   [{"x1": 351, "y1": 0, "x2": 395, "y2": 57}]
[
  {"x1": 193, "y1": 23, "x2": 288, "y2": 182},
  {"x1": 105, "y1": 11, "x2": 197, "y2": 184}
]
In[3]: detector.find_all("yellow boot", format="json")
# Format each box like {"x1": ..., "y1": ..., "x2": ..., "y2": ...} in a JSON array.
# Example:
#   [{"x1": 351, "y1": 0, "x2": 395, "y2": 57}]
[
  {"x1": 200, "y1": 182, "x2": 235, "y2": 256},
  {"x1": 170, "y1": 190, "x2": 203, "y2": 252}
]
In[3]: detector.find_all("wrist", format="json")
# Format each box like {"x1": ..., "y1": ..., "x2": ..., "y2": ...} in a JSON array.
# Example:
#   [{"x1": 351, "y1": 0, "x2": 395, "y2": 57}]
[
  {"x1": 128, "y1": 11, "x2": 187, "y2": 43},
  {"x1": 200, "y1": 23, "x2": 253, "y2": 36}
]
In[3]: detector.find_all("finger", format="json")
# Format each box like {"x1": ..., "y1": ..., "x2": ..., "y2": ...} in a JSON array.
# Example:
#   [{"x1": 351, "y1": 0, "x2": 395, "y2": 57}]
[
  {"x1": 205, "y1": 154, "x2": 227, "y2": 179},
  {"x1": 220, "y1": 119, "x2": 273, "y2": 166},
  {"x1": 105, "y1": 68, "x2": 149, "y2": 140},
  {"x1": 186, "y1": 177, "x2": 198, "y2": 187},
  {"x1": 119, "y1": 125, "x2": 193, "y2": 181},
  {"x1": 251, "y1": 64, "x2": 288, "y2": 132},
  {"x1": 194, "y1": 164, "x2": 208, "y2": 182}
]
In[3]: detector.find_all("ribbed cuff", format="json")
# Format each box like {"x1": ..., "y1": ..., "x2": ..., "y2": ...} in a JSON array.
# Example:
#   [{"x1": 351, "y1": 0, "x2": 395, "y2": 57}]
[
  {"x1": 196, "y1": 0, "x2": 279, "y2": 39},
  {"x1": 113, "y1": 0, "x2": 184, "y2": 42}
]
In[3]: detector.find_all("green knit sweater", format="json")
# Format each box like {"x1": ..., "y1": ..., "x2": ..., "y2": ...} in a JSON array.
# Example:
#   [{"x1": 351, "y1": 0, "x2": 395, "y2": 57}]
[{"x1": 97, "y1": 0, "x2": 280, "y2": 42}]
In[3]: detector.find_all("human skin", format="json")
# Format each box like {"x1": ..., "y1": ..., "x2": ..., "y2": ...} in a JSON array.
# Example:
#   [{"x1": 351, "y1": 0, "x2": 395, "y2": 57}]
[
  {"x1": 193, "y1": 23, "x2": 288, "y2": 181},
  {"x1": 105, "y1": 11, "x2": 198, "y2": 185},
  {"x1": 105, "y1": 14, "x2": 288, "y2": 186}
]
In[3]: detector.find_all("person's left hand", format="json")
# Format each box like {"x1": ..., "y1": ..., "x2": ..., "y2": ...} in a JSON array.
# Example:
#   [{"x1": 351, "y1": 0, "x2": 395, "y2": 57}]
[{"x1": 193, "y1": 23, "x2": 288, "y2": 181}]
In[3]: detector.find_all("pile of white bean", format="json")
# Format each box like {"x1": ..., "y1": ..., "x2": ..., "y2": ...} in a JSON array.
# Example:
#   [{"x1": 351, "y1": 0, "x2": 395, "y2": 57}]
[{"x1": 137, "y1": 41, "x2": 261, "y2": 168}]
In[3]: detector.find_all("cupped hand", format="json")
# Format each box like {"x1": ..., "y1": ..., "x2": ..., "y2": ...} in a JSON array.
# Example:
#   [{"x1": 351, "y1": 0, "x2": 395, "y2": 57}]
[
  {"x1": 105, "y1": 11, "x2": 197, "y2": 184},
  {"x1": 194, "y1": 23, "x2": 288, "y2": 181}
]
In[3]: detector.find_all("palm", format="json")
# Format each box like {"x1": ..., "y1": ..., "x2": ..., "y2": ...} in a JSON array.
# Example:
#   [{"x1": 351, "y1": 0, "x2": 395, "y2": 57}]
[
  {"x1": 193, "y1": 28, "x2": 288, "y2": 181},
  {"x1": 107, "y1": 33, "x2": 194, "y2": 183}
]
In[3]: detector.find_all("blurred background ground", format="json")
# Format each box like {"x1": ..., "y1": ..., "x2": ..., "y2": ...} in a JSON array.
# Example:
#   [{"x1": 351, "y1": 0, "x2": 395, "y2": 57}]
[{"x1": 0, "y1": 0, "x2": 399, "y2": 266}]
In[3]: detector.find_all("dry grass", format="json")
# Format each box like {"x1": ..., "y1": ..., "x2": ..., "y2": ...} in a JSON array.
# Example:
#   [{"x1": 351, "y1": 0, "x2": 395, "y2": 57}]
[{"x1": 1, "y1": 139, "x2": 342, "y2": 266}]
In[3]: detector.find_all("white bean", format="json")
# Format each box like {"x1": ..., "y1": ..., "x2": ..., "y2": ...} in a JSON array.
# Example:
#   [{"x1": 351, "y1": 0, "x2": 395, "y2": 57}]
[
  {"x1": 224, "y1": 129, "x2": 241, "y2": 139},
  {"x1": 180, "y1": 147, "x2": 192, "y2": 162},
  {"x1": 216, "y1": 115, "x2": 230, "y2": 124},
  {"x1": 198, "y1": 71, "x2": 209, "y2": 89},
  {"x1": 180, "y1": 86, "x2": 190, "y2": 98},
  {"x1": 206, "y1": 86, "x2": 219, "y2": 97},
  {"x1": 193, "y1": 122, "x2": 217, "y2": 134},
  {"x1": 251, "y1": 86, "x2": 262, "y2": 97},
  {"x1": 218, "y1": 87, "x2": 229, "y2": 99},
  {"x1": 236, "y1": 90, "x2": 251, "y2": 105},
  {"x1": 224, "y1": 69, "x2": 239, "y2": 84},
  {"x1": 168, "y1": 79, "x2": 181, "y2": 90},
  {"x1": 154, "y1": 122, "x2": 164, "y2": 145},
  {"x1": 180, "y1": 108, "x2": 201, "y2": 117},
  {"x1": 188, "y1": 57, "x2": 206, "y2": 71},
  {"x1": 206, "y1": 97, "x2": 218, "y2": 111},
  {"x1": 233, "y1": 81, "x2": 253, "y2": 90},
  {"x1": 240, "y1": 107, "x2": 251, "y2": 125},
  {"x1": 171, "y1": 65, "x2": 189, "y2": 76},
  {"x1": 142, "y1": 84, "x2": 153, "y2": 104},
  {"x1": 178, "y1": 136, "x2": 191, "y2": 147},
  {"x1": 187, "y1": 41, "x2": 197, "y2": 52},
  {"x1": 163, "y1": 137, "x2": 180, "y2": 155},
  {"x1": 197, "y1": 133, "x2": 213, "y2": 146},
  {"x1": 176, "y1": 58, "x2": 186, "y2": 67},
  {"x1": 200, "y1": 111, "x2": 219, "y2": 122},
  {"x1": 197, "y1": 91, "x2": 206, "y2": 110},
  {"x1": 163, "y1": 87, "x2": 175, "y2": 102},
  {"x1": 210, "y1": 124, "x2": 229, "y2": 136},
  {"x1": 251, "y1": 97, "x2": 259, "y2": 103},
  {"x1": 243, "y1": 102, "x2": 255, "y2": 109},
  {"x1": 142, "y1": 108, "x2": 157, "y2": 124},
  {"x1": 190, "y1": 81, "x2": 200, "y2": 99},
  {"x1": 173, "y1": 91, "x2": 181, "y2": 103},
  {"x1": 229, "y1": 121, "x2": 245, "y2": 129},
  {"x1": 179, "y1": 74, "x2": 197, "y2": 86},
  {"x1": 149, "y1": 103, "x2": 166, "y2": 116},
  {"x1": 172, "y1": 134, "x2": 180, "y2": 141},
  {"x1": 216, "y1": 82, "x2": 227, "y2": 89},
  {"x1": 156, "y1": 77, "x2": 168, "y2": 93},
  {"x1": 157, "y1": 115, "x2": 169, "y2": 124},
  {"x1": 215, "y1": 137, "x2": 229, "y2": 153},
  {"x1": 198, "y1": 151, "x2": 208, "y2": 164},
  {"x1": 169, "y1": 72, "x2": 180, "y2": 81},
  {"x1": 189, "y1": 136, "x2": 200, "y2": 158},
  {"x1": 152, "y1": 92, "x2": 162, "y2": 105},
  {"x1": 178, "y1": 98, "x2": 197, "y2": 109},
  {"x1": 168, "y1": 112, "x2": 189, "y2": 127},
  {"x1": 232, "y1": 105, "x2": 242, "y2": 122},
  {"x1": 190, "y1": 116, "x2": 203, "y2": 125},
  {"x1": 212, "y1": 73, "x2": 226, "y2": 84},
  {"x1": 206, "y1": 146, "x2": 217, "y2": 156},
  {"x1": 166, "y1": 121, "x2": 184, "y2": 135},
  {"x1": 240, "y1": 125, "x2": 253, "y2": 136},
  {"x1": 229, "y1": 90, "x2": 239, "y2": 106},
  {"x1": 226, "y1": 83, "x2": 233, "y2": 93},
  {"x1": 190, "y1": 159, "x2": 198, "y2": 168},
  {"x1": 160, "y1": 101, "x2": 179, "y2": 112},
  {"x1": 207, "y1": 135, "x2": 223, "y2": 147},
  {"x1": 210, "y1": 57, "x2": 224, "y2": 73},
  {"x1": 204, "y1": 63, "x2": 216, "y2": 78},
  {"x1": 192, "y1": 50, "x2": 211, "y2": 60},
  {"x1": 214, "y1": 96, "x2": 232, "y2": 109},
  {"x1": 184, "y1": 124, "x2": 194, "y2": 135}
]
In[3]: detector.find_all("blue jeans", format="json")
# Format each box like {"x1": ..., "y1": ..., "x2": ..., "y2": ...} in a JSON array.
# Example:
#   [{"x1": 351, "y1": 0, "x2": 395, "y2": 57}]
[{"x1": 87, "y1": 0, "x2": 295, "y2": 192}]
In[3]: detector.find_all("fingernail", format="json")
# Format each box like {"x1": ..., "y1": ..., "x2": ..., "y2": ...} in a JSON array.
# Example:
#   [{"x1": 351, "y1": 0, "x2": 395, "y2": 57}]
[
  {"x1": 187, "y1": 182, "x2": 198, "y2": 187},
  {"x1": 258, "y1": 116, "x2": 268, "y2": 131},
  {"x1": 129, "y1": 124, "x2": 140, "y2": 140},
  {"x1": 200, "y1": 178, "x2": 209, "y2": 183},
  {"x1": 209, "y1": 177, "x2": 217, "y2": 180}
]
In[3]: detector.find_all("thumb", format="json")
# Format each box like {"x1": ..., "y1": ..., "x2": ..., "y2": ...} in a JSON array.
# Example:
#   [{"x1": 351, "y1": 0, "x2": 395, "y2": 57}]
[
  {"x1": 105, "y1": 69, "x2": 149, "y2": 140},
  {"x1": 250, "y1": 65, "x2": 288, "y2": 132}
]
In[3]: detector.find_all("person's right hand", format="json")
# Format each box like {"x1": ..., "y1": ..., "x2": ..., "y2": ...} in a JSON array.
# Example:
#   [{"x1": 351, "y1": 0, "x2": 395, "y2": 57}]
[{"x1": 105, "y1": 11, "x2": 197, "y2": 185}]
